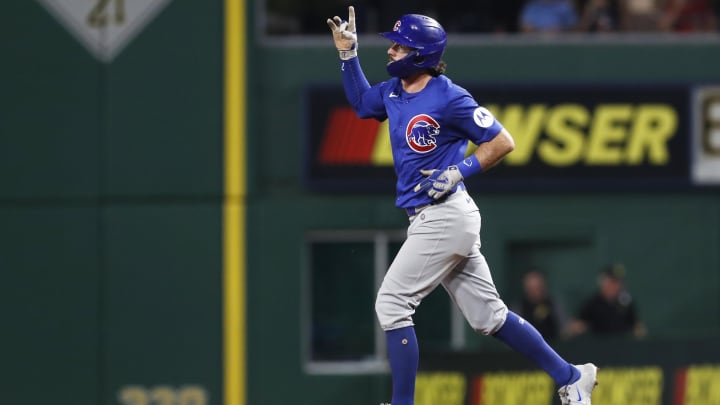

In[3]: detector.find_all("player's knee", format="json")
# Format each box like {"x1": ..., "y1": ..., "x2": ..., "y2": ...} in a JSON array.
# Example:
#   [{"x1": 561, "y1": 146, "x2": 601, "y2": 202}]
[
  {"x1": 375, "y1": 290, "x2": 415, "y2": 330},
  {"x1": 467, "y1": 305, "x2": 508, "y2": 335}
]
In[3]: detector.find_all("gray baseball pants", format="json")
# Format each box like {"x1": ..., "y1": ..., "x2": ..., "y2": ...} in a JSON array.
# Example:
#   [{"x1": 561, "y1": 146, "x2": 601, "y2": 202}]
[{"x1": 375, "y1": 190, "x2": 508, "y2": 335}]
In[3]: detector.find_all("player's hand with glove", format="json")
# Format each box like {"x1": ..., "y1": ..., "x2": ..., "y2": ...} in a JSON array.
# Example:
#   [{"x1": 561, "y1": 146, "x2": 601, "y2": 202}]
[
  {"x1": 414, "y1": 166, "x2": 464, "y2": 200},
  {"x1": 415, "y1": 155, "x2": 483, "y2": 200},
  {"x1": 327, "y1": 6, "x2": 357, "y2": 60}
]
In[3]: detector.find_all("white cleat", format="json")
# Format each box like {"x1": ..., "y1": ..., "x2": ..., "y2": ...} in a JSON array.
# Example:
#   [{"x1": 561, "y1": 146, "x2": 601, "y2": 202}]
[{"x1": 558, "y1": 363, "x2": 598, "y2": 405}]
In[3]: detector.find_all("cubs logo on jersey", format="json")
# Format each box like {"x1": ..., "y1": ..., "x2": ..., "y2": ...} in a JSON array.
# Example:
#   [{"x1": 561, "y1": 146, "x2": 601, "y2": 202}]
[{"x1": 406, "y1": 114, "x2": 439, "y2": 153}]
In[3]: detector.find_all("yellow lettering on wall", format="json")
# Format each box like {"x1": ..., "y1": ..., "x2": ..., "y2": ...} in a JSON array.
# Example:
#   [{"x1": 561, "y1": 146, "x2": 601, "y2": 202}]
[
  {"x1": 539, "y1": 104, "x2": 588, "y2": 167},
  {"x1": 497, "y1": 104, "x2": 548, "y2": 166},
  {"x1": 592, "y1": 367, "x2": 663, "y2": 405},
  {"x1": 149, "y1": 386, "x2": 175, "y2": 405},
  {"x1": 118, "y1": 386, "x2": 149, "y2": 405},
  {"x1": 478, "y1": 371, "x2": 554, "y2": 405},
  {"x1": 586, "y1": 104, "x2": 632, "y2": 165},
  {"x1": 684, "y1": 365, "x2": 720, "y2": 405},
  {"x1": 371, "y1": 119, "x2": 394, "y2": 165},
  {"x1": 626, "y1": 105, "x2": 677, "y2": 165},
  {"x1": 416, "y1": 372, "x2": 466, "y2": 405},
  {"x1": 365, "y1": 102, "x2": 678, "y2": 169}
]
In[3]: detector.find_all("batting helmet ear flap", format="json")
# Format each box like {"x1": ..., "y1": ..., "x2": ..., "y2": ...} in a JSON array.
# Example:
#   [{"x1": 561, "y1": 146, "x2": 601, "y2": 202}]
[
  {"x1": 386, "y1": 49, "x2": 433, "y2": 78},
  {"x1": 406, "y1": 49, "x2": 424, "y2": 65}
]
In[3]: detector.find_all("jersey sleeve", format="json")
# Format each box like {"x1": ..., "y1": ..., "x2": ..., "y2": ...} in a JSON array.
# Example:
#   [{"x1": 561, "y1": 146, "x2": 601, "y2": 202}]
[
  {"x1": 340, "y1": 57, "x2": 387, "y2": 121},
  {"x1": 447, "y1": 92, "x2": 503, "y2": 145}
]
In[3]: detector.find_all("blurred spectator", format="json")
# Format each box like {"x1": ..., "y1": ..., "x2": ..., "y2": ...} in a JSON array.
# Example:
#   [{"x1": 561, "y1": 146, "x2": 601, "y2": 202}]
[
  {"x1": 658, "y1": 0, "x2": 718, "y2": 32},
  {"x1": 568, "y1": 263, "x2": 647, "y2": 339},
  {"x1": 519, "y1": 0, "x2": 580, "y2": 33},
  {"x1": 264, "y1": 0, "x2": 720, "y2": 34},
  {"x1": 512, "y1": 269, "x2": 569, "y2": 341},
  {"x1": 621, "y1": 0, "x2": 663, "y2": 31},
  {"x1": 577, "y1": 0, "x2": 622, "y2": 31}
]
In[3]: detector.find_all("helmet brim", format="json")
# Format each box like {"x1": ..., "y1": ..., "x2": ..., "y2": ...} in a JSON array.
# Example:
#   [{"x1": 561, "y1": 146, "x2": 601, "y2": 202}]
[{"x1": 379, "y1": 31, "x2": 421, "y2": 49}]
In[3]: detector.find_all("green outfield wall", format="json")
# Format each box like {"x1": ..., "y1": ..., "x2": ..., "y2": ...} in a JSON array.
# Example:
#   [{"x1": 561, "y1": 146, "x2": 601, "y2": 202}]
[
  {"x1": 1, "y1": 1, "x2": 223, "y2": 404},
  {"x1": 2, "y1": 1, "x2": 720, "y2": 404}
]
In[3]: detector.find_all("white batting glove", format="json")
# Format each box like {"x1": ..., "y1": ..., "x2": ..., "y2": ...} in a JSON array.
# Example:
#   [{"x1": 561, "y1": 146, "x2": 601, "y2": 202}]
[
  {"x1": 327, "y1": 6, "x2": 357, "y2": 60},
  {"x1": 414, "y1": 166, "x2": 463, "y2": 200}
]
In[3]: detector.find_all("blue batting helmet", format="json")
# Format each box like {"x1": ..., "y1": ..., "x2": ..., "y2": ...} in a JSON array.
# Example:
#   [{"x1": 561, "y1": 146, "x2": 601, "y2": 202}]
[{"x1": 380, "y1": 14, "x2": 447, "y2": 78}]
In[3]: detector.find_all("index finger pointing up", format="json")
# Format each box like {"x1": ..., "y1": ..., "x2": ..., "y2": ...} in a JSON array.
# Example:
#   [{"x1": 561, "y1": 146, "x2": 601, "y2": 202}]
[{"x1": 347, "y1": 6, "x2": 356, "y2": 32}]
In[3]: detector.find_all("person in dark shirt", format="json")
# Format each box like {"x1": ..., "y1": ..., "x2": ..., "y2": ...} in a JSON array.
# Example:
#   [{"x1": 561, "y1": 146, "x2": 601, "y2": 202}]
[
  {"x1": 569, "y1": 264, "x2": 647, "y2": 338},
  {"x1": 577, "y1": 0, "x2": 622, "y2": 31},
  {"x1": 514, "y1": 269, "x2": 569, "y2": 341}
]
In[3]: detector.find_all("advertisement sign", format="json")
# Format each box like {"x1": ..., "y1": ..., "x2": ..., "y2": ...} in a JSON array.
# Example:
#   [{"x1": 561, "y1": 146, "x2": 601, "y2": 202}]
[
  {"x1": 304, "y1": 84, "x2": 696, "y2": 192},
  {"x1": 414, "y1": 365, "x2": 720, "y2": 405},
  {"x1": 692, "y1": 86, "x2": 720, "y2": 185}
]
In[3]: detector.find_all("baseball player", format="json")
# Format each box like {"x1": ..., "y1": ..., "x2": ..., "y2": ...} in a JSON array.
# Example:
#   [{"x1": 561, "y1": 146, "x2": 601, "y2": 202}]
[{"x1": 327, "y1": 7, "x2": 598, "y2": 405}]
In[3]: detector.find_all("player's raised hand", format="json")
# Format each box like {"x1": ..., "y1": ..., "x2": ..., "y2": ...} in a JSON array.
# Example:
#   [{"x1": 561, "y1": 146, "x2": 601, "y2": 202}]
[
  {"x1": 327, "y1": 6, "x2": 357, "y2": 60},
  {"x1": 414, "y1": 166, "x2": 463, "y2": 199}
]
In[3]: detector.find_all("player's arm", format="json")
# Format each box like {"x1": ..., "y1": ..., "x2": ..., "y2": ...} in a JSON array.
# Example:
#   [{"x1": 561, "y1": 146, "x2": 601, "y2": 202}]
[
  {"x1": 327, "y1": 6, "x2": 386, "y2": 120},
  {"x1": 454, "y1": 100, "x2": 514, "y2": 175},
  {"x1": 469, "y1": 128, "x2": 514, "y2": 172}
]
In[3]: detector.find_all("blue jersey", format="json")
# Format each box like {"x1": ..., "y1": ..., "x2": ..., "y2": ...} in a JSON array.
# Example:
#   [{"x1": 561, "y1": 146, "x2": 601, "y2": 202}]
[{"x1": 340, "y1": 57, "x2": 503, "y2": 209}]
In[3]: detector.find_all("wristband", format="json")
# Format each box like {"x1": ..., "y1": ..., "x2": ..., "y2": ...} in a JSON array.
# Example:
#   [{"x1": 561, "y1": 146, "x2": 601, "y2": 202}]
[
  {"x1": 455, "y1": 154, "x2": 482, "y2": 179},
  {"x1": 339, "y1": 49, "x2": 357, "y2": 60}
]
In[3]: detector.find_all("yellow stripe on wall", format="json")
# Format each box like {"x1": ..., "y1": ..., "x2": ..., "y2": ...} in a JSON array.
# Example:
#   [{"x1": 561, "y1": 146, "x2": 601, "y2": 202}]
[
  {"x1": 224, "y1": 0, "x2": 246, "y2": 405},
  {"x1": 370, "y1": 120, "x2": 393, "y2": 165}
]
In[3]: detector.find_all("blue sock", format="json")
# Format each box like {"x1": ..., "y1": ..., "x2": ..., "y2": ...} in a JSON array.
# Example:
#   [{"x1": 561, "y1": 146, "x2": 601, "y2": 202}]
[
  {"x1": 493, "y1": 311, "x2": 579, "y2": 386},
  {"x1": 386, "y1": 326, "x2": 419, "y2": 405}
]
